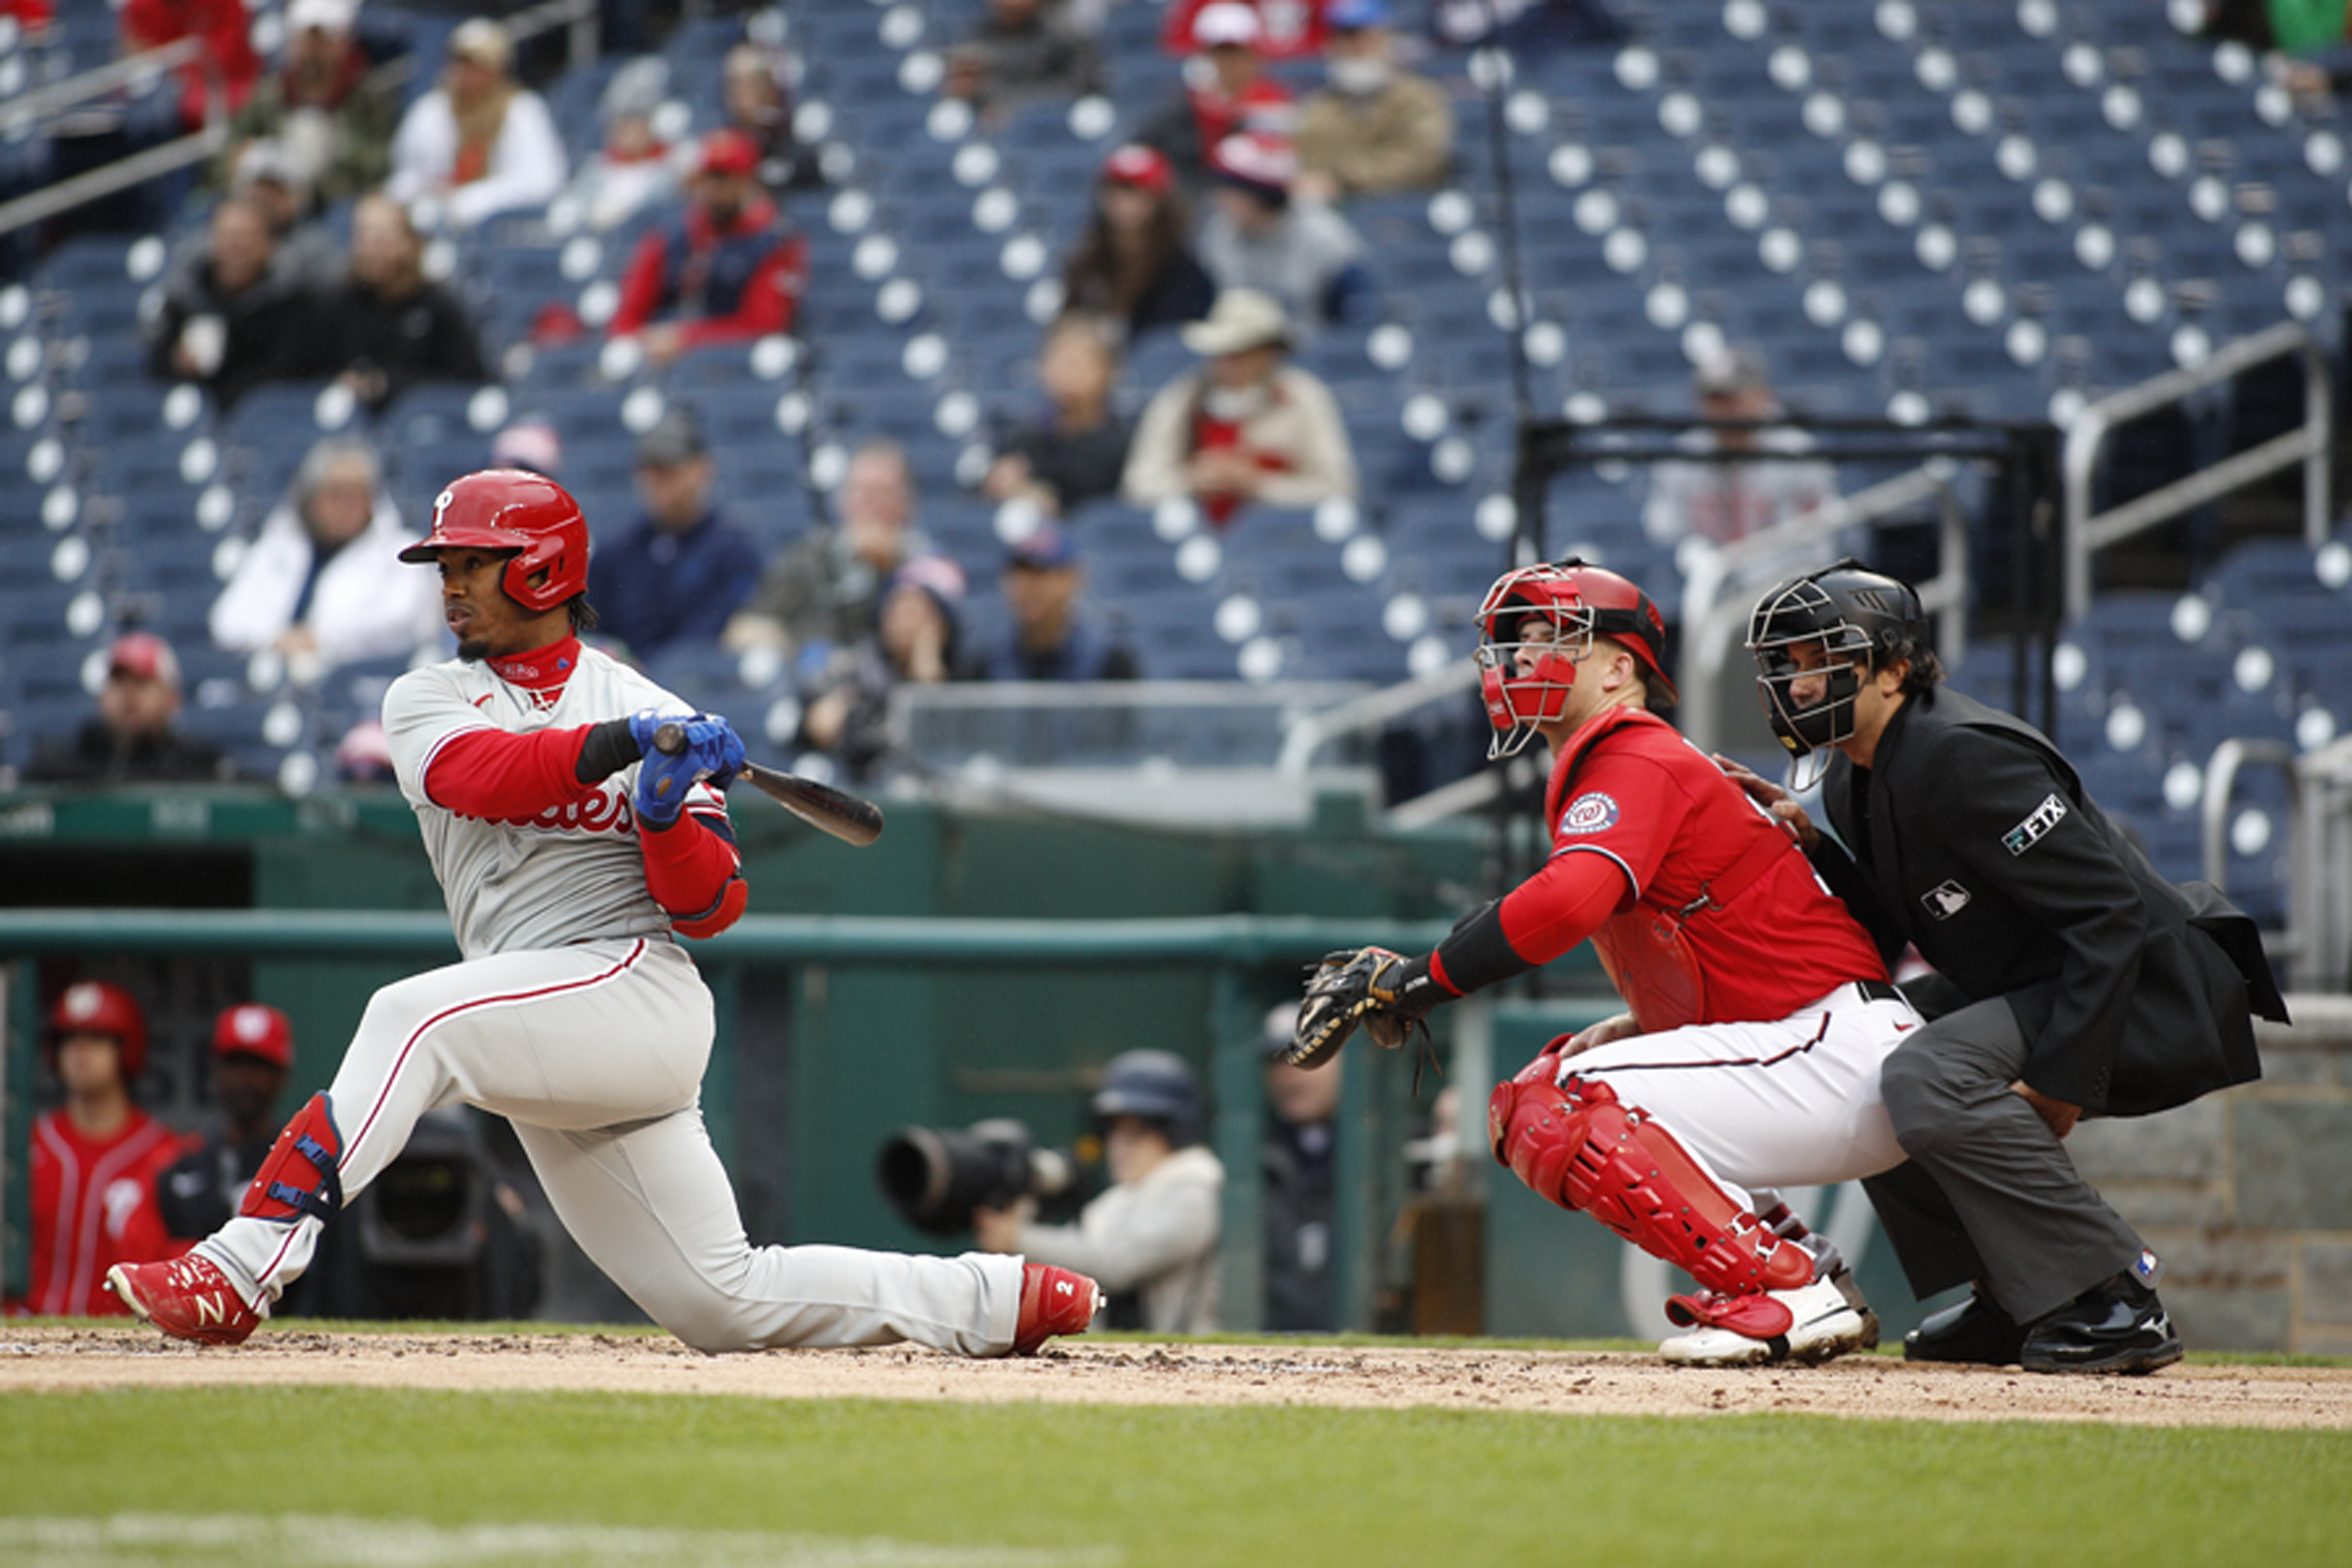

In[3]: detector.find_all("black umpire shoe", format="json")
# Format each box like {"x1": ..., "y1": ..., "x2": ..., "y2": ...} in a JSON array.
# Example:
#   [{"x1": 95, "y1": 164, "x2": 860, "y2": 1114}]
[
  {"x1": 2019, "y1": 1273, "x2": 2184, "y2": 1375},
  {"x1": 1903, "y1": 1285, "x2": 2025, "y2": 1367}
]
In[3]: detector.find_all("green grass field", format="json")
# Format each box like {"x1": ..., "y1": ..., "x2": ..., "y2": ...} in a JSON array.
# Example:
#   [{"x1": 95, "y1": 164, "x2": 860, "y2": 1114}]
[{"x1": 6, "y1": 1383, "x2": 2351, "y2": 1567}]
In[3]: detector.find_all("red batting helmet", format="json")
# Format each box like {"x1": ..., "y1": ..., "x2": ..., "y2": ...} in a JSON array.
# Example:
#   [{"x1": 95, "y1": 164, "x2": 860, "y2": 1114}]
[
  {"x1": 212, "y1": 1003, "x2": 295, "y2": 1070},
  {"x1": 400, "y1": 468, "x2": 591, "y2": 612},
  {"x1": 47, "y1": 979, "x2": 150, "y2": 1080},
  {"x1": 1472, "y1": 559, "x2": 1678, "y2": 758}
]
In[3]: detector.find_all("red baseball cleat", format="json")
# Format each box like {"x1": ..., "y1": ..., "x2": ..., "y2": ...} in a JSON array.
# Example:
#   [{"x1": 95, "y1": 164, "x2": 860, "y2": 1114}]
[
  {"x1": 107, "y1": 1255, "x2": 262, "y2": 1347},
  {"x1": 1010, "y1": 1263, "x2": 1103, "y2": 1355}
]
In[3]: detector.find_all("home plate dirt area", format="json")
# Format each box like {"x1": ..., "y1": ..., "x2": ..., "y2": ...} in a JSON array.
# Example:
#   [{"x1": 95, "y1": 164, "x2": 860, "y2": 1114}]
[{"x1": 5, "y1": 1327, "x2": 2351, "y2": 1429}]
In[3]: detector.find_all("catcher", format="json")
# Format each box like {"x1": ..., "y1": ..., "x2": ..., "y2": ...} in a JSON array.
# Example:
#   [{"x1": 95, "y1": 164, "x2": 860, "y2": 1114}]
[{"x1": 1290, "y1": 559, "x2": 1921, "y2": 1365}]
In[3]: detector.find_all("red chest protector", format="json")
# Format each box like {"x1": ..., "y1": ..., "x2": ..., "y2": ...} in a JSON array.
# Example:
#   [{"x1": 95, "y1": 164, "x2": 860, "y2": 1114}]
[{"x1": 1547, "y1": 709, "x2": 1795, "y2": 1034}]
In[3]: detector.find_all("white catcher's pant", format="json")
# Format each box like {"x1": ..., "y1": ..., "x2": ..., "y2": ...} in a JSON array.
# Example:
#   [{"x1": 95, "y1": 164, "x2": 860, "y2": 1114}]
[
  {"x1": 198, "y1": 937, "x2": 1024, "y2": 1354},
  {"x1": 1561, "y1": 981, "x2": 1920, "y2": 1219}
]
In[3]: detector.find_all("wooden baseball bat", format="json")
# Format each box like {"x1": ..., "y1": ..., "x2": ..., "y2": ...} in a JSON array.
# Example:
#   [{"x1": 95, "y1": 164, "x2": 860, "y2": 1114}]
[{"x1": 651, "y1": 721, "x2": 885, "y2": 847}]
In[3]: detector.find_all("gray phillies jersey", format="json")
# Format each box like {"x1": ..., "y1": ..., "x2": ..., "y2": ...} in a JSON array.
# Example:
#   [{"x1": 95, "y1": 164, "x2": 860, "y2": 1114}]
[{"x1": 383, "y1": 644, "x2": 720, "y2": 959}]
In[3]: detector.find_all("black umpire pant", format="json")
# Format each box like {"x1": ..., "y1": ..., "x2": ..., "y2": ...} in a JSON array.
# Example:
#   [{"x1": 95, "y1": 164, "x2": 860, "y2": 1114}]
[{"x1": 1862, "y1": 995, "x2": 2147, "y2": 1325}]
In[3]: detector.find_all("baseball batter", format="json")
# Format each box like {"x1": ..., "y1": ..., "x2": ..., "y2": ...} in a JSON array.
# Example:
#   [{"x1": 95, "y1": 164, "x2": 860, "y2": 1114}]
[
  {"x1": 1291, "y1": 560, "x2": 1921, "y2": 1365},
  {"x1": 108, "y1": 468, "x2": 1101, "y2": 1356}
]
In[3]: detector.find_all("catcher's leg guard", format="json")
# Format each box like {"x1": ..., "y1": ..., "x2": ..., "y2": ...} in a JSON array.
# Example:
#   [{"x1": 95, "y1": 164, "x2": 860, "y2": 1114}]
[
  {"x1": 1487, "y1": 1074, "x2": 1815, "y2": 1298},
  {"x1": 238, "y1": 1092, "x2": 346, "y2": 1225}
]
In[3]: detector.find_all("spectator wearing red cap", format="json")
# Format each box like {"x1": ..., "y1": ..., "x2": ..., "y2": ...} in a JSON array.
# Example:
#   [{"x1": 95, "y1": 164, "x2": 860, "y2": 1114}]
[
  {"x1": 1292, "y1": 0, "x2": 1456, "y2": 203},
  {"x1": 942, "y1": 0, "x2": 1102, "y2": 125},
  {"x1": 155, "y1": 1005, "x2": 296, "y2": 1249},
  {"x1": 1059, "y1": 144, "x2": 1215, "y2": 341},
  {"x1": 1134, "y1": 2, "x2": 1295, "y2": 193},
  {"x1": 4, "y1": 982, "x2": 193, "y2": 1318},
  {"x1": 26, "y1": 633, "x2": 234, "y2": 785},
  {"x1": 1197, "y1": 132, "x2": 1373, "y2": 333},
  {"x1": 609, "y1": 128, "x2": 810, "y2": 370}
]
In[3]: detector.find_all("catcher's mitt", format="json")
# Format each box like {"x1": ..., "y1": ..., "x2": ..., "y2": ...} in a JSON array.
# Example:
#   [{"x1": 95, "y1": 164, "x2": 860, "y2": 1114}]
[{"x1": 1286, "y1": 947, "x2": 1434, "y2": 1070}]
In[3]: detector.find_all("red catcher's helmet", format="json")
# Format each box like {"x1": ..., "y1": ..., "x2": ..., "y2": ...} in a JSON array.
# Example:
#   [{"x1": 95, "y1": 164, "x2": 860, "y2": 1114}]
[
  {"x1": 47, "y1": 979, "x2": 150, "y2": 1080},
  {"x1": 400, "y1": 468, "x2": 590, "y2": 612},
  {"x1": 212, "y1": 1003, "x2": 295, "y2": 1070},
  {"x1": 1472, "y1": 559, "x2": 1678, "y2": 758}
]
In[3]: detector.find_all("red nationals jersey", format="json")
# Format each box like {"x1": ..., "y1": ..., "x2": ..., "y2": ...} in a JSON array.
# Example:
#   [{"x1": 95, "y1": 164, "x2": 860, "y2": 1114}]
[
  {"x1": 11, "y1": 1108, "x2": 191, "y2": 1316},
  {"x1": 1530, "y1": 707, "x2": 1887, "y2": 1030}
]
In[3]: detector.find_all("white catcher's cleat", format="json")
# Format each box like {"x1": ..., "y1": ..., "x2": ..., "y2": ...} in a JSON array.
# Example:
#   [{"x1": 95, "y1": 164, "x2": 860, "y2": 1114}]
[{"x1": 1658, "y1": 1273, "x2": 1880, "y2": 1368}]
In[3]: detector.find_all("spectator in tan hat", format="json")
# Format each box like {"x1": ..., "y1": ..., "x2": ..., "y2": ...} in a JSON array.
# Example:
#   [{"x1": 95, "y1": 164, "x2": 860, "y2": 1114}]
[
  {"x1": 1058, "y1": 144, "x2": 1215, "y2": 342},
  {"x1": 1292, "y1": 0, "x2": 1455, "y2": 203},
  {"x1": 218, "y1": 0, "x2": 399, "y2": 207},
  {"x1": 1197, "y1": 131, "x2": 1372, "y2": 334},
  {"x1": 1135, "y1": 2, "x2": 1295, "y2": 192},
  {"x1": 26, "y1": 633, "x2": 234, "y2": 784},
  {"x1": 385, "y1": 17, "x2": 567, "y2": 228},
  {"x1": 1122, "y1": 288, "x2": 1355, "y2": 527},
  {"x1": 610, "y1": 128, "x2": 810, "y2": 369}
]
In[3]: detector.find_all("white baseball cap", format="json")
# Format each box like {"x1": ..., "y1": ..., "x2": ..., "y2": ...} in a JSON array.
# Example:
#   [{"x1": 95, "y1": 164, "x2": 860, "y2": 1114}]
[
  {"x1": 287, "y1": 0, "x2": 359, "y2": 33},
  {"x1": 1191, "y1": 3, "x2": 1263, "y2": 49}
]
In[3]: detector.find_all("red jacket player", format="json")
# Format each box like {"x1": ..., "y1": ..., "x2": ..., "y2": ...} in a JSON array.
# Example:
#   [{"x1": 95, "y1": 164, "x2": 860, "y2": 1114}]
[
  {"x1": 7, "y1": 982, "x2": 190, "y2": 1317},
  {"x1": 1297, "y1": 561, "x2": 1925, "y2": 1365}
]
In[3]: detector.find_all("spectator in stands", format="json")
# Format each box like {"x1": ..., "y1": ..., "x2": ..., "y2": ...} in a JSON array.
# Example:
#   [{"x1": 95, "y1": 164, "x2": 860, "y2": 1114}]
[
  {"x1": 1160, "y1": 0, "x2": 1332, "y2": 60},
  {"x1": 156, "y1": 1004, "x2": 296, "y2": 1247},
  {"x1": 728, "y1": 439, "x2": 933, "y2": 656},
  {"x1": 1292, "y1": 0, "x2": 1455, "y2": 203},
  {"x1": 120, "y1": 0, "x2": 261, "y2": 131},
  {"x1": 217, "y1": 0, "x2": 397, "y2": 207},
  {"x1": 1123, "y1": 288, "x2": 1356, "y2": 527},
  {"x1": 608, "y1": 129, "x2": 809, "y2": 370},
  {"x1": 1058, "y1": 144, "x2": 1216, "y2": 343},
  {"x1": 721, "y1": 41, "x2": 825, "y2": 197},
  {"x1": 1197, "y1": 132, "x2": 1374, "y2": 334},
  {"x1": 145, "y1": 192, "x2": 311, "y2": 410},
  {"x1": 222, "y1": 139, "x2": 342, "y2": 290},
  {"x1": 560, "y1": 56, "x2": 679, "y2": 235},
  {"x1": 984, "y1": 314, "x2": 1134, "y2": 518},
  {"x1": 1641, "y1": 347, "x2": 1837, "y2": 568},
  {"x1": 309, "y1": 193, "x2": 488, "y2": 413},
  {"x1": 585, "y1": 407, "x2": 764, "y2": 661},
  {"x1": 491, "y1": 416, "x2": 563, "y2": 477},
  {"x1": 208, "y1": 436, "x2": 438, "y2": 681},
  {"x1": 961, "y1": 522, "x2": 1138, "y2": 681},
  {"x1": 384, "y1": 18, "x2": 568, "y2": 229},
  {"x1": 27, "y1": 633, "x2": 235, "y2": 784},
  {"x1": 796, "y1": 555, "x2": 966, "y2": 782},
  {"x1": 942, "y1": 0, "x2": 1103, "y2": 125},
  {"x1": 1261, "y1": 1001, "x2": 1340, "y2": 1332},
  {"x1": 1133, "y1": 2, "x2": 1295, "y2": 193},
  {"x1": 3, "y1": 982, "x2": 190, "y2": 1319}
]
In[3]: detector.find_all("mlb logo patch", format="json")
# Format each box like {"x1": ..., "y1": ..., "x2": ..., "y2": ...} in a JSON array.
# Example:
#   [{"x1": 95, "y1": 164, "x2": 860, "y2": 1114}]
[
  {"x1": 2002, "y1": 792, "x2": 2069, "y2": 856},
  {"x1": 1921, "y1": 880, "x2": 1972, "y2": 920},
  {"x1": 2133, "y1": 1248, "x2": 2164, "y2": 1286},
  {"x1": 1559, "y1": 791, "x2": 1620, "y2": 836}
]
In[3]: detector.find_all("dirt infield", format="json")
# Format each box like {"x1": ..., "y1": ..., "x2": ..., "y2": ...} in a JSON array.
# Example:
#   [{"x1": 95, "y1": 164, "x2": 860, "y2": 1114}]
[{"x1": 6, "y1": 1326, "x2": 2351, "y2": 1429}]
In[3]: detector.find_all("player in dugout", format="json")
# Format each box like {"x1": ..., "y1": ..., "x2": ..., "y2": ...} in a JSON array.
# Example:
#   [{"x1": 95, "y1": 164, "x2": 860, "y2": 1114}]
[
  {"x1": 107, "y1": 467, "x2": 1101, "y2": 1359},
  {"x1": 1288, "y1": 557, "x2": 1931, "y2": 1367},
  {"x1": 1728, "y1": 559, "x2": 2286, "y2": 1374}
]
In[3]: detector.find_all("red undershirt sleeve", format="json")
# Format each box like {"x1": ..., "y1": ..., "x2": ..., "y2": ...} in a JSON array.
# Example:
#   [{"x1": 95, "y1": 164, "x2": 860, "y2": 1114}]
[
  {"x1": 1428, "y1": 849, "x2": 1632, "y2": 996},
  {"x1": 424, "y1": 727, "x2": 601, "y2": 817}
]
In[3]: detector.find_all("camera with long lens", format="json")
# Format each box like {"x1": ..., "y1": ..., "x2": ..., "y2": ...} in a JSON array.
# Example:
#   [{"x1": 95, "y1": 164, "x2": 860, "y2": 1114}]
[{"x1": 875, "y1": 1118, "x2": 1081, "y2": 1235}]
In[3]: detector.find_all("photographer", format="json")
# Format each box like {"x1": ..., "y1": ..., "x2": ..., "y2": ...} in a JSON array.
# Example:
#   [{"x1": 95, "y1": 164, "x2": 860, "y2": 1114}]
[{"x1": 973, "y1": 1052, "x2": 1223, "y2": 1334}]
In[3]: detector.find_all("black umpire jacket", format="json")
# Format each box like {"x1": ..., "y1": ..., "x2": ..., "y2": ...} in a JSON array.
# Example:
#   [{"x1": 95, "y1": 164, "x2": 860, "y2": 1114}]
[{"x1": 1808, "y1": 685, "x2": 2287, "y2": 1117}]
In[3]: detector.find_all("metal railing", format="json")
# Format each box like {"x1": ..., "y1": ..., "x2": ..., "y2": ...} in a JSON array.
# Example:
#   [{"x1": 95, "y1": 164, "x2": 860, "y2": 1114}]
[
  {"x1": 2062, "y1": 320, "x2": 2332, "y2": 621},
  {"x1": 1677, "y1": 466, "x2": 1971, "y2": 752},
  {"x1": 2204, "y1": 734, "x2": 2352, "y2": 992},
  {"x1": 0, "y1": 40, "x2": 220, "y2": 239}
]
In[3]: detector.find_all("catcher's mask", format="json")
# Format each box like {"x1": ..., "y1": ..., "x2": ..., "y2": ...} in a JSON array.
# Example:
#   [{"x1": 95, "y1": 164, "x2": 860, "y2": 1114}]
[
  {"x1": 1746, "y1": 558, "x2": 1931, "y2": 763},
  {"x1": 1472, "y1": 559, "x2": 1677, "y2": 759}
]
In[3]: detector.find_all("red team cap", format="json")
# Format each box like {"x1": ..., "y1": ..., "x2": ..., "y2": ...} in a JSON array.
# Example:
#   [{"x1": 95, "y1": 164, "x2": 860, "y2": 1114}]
[
  {"x1": 1208, "y1": 131, "x2": 1297, "y2": 197},
  {"x1": 213, "y1": 1004, "x2": 296, "y2": 1070},
  {"x1": 47, "y1": 979, "x2": 150, "y2": 1079},
  {"x1": 1102, "y1": 143, "x2": 1172, "y2": 194},
  {"x1": 1190, "y1": 2, "x2": 1263, "y2": 50},
  {"x1": 108, "y1": 631, "x2": 182, "y2": 688},
  {"x1": 695, "y1": 128, "x2": 760, "y2": 180}
]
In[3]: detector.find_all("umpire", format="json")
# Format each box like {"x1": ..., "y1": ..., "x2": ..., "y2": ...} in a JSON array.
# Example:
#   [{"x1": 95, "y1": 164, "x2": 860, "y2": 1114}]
[{"x1": 1732, "y1": 560, "x2": 2288, "y2": 1374}]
